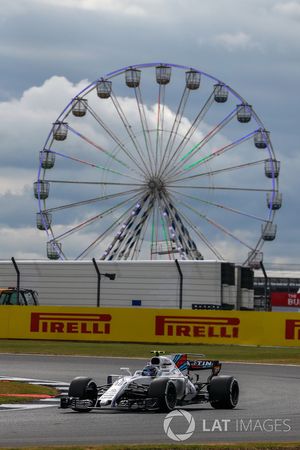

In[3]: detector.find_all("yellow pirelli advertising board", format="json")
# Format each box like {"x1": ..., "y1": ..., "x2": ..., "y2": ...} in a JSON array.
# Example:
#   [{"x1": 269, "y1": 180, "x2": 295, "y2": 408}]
[{"x1": 0, "y1": 306, "x2": 299, "y2": 347}]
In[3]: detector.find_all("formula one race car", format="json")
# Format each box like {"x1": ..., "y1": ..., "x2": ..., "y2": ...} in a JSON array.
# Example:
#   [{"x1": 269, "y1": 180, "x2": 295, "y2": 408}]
[{"x1": 60, "y1": 352, "x2": 239, "y2": 412}]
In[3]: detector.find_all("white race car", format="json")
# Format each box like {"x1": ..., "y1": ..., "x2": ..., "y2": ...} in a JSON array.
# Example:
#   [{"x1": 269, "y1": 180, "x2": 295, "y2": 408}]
[{"x1": 60, "y1": 352, "x2": 239, "y2": 412}]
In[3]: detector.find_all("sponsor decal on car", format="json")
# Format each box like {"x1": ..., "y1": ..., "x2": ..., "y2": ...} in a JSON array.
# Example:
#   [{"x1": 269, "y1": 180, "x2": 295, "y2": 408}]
[
  {"x1": 30, "y1": 312, "x2": 111, "y2": 335},
  {"x1": 155, "y1": 315, "x2": 240, "y2": 338}
]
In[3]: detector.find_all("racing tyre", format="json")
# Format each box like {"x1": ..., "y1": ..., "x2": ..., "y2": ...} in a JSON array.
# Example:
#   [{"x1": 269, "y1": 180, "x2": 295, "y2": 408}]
[
  {"x1": 148, "y1": 378, "x2": 177, "y2": 412},
  {"x1": 68, "y1": 376, "x2": 98, "y2": 412},
  {"x1": 209, "y1": 375, "x2": 239, "y2": 409}
]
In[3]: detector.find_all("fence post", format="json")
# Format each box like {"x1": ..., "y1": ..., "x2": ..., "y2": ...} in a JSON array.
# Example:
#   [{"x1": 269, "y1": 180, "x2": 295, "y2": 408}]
[
  {"x1": 175, "y1": 259, "x2": 183, "y2": 309},
  {"x1": 92, "y1": 258, "x2": 101, "y2": 307},
  {"x1": 11, "y1": 257, "x2": 20, "y2": 305},
  {"x1": 260, "y1": 261, "x2": 269, "y2": 311}
]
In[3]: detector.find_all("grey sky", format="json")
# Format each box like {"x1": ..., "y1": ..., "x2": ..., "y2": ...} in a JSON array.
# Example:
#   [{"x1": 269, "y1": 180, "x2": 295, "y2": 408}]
[{"x1": 0, "y1": 0, "x2": 299, "y2": 265}]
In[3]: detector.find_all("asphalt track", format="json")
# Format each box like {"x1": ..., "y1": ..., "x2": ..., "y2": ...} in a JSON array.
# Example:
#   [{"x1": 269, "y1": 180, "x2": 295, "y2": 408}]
[{"x1": 0, "y1": 354, "x2": 299, "y2": 447}]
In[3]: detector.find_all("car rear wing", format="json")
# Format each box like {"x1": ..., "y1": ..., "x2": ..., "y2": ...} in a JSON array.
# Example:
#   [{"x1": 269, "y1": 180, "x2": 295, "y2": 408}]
[
  {"x1": 188, "y1": 359, "x2": 222, "y2": 372},
  {"x1": 171, "y1": 353, "x2": 222, "y2": 375}
]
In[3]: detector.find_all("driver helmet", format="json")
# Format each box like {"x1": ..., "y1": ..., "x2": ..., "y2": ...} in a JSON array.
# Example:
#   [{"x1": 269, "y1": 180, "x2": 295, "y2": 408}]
[{"x1": 142, "y1": 365, "x2": 158, "y2": 377}]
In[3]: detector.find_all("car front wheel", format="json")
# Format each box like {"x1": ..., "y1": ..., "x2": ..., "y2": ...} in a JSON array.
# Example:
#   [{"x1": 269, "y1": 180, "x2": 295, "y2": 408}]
[
  {"x1": 148, "y1": 378, "x2": 177, "y2": 412},
  {"x1": 68, "y1": 376, "x2": 98, "y2": 412}
]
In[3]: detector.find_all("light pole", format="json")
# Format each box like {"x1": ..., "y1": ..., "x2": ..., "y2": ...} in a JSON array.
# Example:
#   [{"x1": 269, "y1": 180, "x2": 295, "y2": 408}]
[{"x1": 92, "y1": 258, "x2": 116, "y2": 307}]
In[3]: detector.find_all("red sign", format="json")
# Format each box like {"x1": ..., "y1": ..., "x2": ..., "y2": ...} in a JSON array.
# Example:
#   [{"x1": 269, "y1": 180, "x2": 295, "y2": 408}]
[
  {"x1": 285, "y1": 320, "x2": 300, "y2": 340},
  {"x1": 155, "y1": 315, "x2": 240, "y2": 338},
  {"x1": 30, "y1": 312, "x2": 111, "y2": 335},
  {"x1": 271, "y1": 292, "x2": 300, "y2": 308}
]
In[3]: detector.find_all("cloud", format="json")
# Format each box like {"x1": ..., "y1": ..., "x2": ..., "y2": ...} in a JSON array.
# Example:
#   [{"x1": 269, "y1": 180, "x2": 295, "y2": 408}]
[
  {"x1": 34, "y1": 0, "x2": 147, "y2": 15},
  {"x1": 0, "y1": 226, "x2": 45, "y2": 259},
  {"x1": 213, "y1": 32, "x2": 261, "y2": 52},
  {"x1": 0, "y1": 170, "x2": 35, "y2": 196},
  {"x1": 0, "y1": 75, "x2": 89, "y2": 169},
  {"x1": 0, "y1": 0, "x2": 145, "y2": 15},
  {"x1": 7, "y1": 0, "x2": 167, "y2": 18},
  {"x1": 274, "y1": 1, "x2": 300, "y2": 19}
]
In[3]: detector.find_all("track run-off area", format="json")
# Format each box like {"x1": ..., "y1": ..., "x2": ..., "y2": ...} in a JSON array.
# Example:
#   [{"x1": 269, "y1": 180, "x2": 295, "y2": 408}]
[{"x1": 0, "y1": 353, "x2": 299, "y2": 447}]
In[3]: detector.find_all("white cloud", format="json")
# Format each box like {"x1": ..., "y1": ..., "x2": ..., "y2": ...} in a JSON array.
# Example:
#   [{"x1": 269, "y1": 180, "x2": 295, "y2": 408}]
[
  {"x1": 0, "y1": 169, "x2": 35, "y2": 196},
  {"x1": 0, "y1": 75, "x2": 89, "y2": 170},
  {"x1": 0, "y1": 227, "x2": 45, "y2": 259},
  {"x1": 31, "y1": 0, "x2": 147, "y2": 16},
  {"x1": 274, "y1": 1, "x2": 300, "y2": 19},
  {"x1": 213, "y1": 32, "x2": 261, "y2": 52}
]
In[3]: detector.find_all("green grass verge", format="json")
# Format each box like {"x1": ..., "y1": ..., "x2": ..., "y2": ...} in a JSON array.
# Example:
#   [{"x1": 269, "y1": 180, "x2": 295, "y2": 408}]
[
  {"x1": 0, "y1": 340, "x2": 300, "y2": 364},
  {"x1": 1, "y1": 443, "x2": 300, "y2": 450},
  {"x1": 0, "y1": 380, "x2": 58, "y2": 404}
]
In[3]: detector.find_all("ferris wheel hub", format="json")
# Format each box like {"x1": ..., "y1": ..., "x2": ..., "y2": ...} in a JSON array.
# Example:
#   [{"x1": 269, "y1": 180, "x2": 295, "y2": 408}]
[{"x1": 147, "y1": 177, "x2": 165, "y2": 193}]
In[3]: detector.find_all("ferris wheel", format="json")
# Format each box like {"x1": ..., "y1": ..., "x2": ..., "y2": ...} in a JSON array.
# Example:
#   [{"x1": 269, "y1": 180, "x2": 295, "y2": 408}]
[{"x1": 34, "y1": 62, "x2": 281, "y2": 266}]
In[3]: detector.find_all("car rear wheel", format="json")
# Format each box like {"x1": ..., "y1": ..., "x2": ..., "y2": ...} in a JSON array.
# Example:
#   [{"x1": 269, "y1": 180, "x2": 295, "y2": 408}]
[
  {"x1": 209, "y1": 375, "x2": 239, "y2": 409},
  {"x1": 148, "y1": 378, "x2": 177, "y2": 412},
  {"x1": 68, "y1": 376, "x2": 98, "y2": 412}
]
